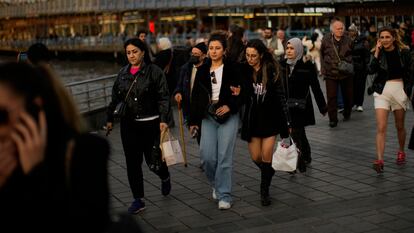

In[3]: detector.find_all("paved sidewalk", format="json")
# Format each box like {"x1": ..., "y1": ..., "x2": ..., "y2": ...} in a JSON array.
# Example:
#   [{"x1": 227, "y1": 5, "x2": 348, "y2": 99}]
[{"x1": 101, "y1": 92, "x2": 414, "y2": 233}]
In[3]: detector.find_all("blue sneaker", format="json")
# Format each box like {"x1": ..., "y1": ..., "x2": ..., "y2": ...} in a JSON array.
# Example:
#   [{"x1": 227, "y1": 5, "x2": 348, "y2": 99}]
[
  {"x1": 128, "y1": 198, "x2": 145, "y2": 214},
  {"x1": 161, "y1": 177, "x2": 171, "y2": 196}
]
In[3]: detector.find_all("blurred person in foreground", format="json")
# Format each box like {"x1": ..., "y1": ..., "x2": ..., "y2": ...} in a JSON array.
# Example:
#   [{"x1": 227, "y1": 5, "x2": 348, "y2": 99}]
[
  {"x1": 0, "y1": 62, "x2": 110, "y2": 232},
  {"x1": 368, "y1": 27, "x2": 413, "y2": 173},
  {"x1": 106, "y1": 38, "x2": 171, "y2": 214}
]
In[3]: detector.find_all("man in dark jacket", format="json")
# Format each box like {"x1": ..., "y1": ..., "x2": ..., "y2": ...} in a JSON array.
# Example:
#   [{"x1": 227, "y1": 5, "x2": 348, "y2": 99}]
[
  {"x1": 174, "y1": 42, "x2": 207, "y2": 143},
  {"x1": 321, "y1": 18, "x2": 354, "y2": 128}
]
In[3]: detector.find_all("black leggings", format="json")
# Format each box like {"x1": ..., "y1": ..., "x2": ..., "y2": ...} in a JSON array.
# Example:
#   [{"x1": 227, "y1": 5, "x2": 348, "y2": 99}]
[{"x1": 120, "y1": 118, "x2": 170, "y2": 199}]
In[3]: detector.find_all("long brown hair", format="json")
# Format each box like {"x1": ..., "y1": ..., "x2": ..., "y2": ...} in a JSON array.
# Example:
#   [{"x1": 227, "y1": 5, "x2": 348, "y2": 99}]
[
  {"x1": 378, "y1": 26, "x2": 409, "y2": 50},
  {"x1": 245, "y1": 39, "x2": 280, "y2": 87}
]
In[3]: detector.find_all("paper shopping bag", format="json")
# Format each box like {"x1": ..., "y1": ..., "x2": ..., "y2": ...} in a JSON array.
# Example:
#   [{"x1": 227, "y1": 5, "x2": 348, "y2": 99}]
[
  {"x1": 272, "y1": 141, "x2": 299, "y2": 172},
  {"x1": 161, "y1": 130, "x2": 184, "y2": 166}
]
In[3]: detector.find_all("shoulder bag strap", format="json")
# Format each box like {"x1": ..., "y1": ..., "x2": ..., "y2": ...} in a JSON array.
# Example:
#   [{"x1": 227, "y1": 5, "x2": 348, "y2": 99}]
[
  {"x1": 331, "y1": 35, "x2": 342, "y2": 62},
  {"x1": 123, "y1": 75, "x2": 139, "y2": 102}
]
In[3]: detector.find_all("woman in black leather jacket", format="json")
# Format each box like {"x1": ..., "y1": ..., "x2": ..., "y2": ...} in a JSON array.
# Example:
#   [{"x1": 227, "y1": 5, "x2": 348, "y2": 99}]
[
  {"x1": 368, "y1": 27, "x2": 413, "y2": 173},
  {"x1": 106, "y1": 38, "x2": 171, "y2": 214}
]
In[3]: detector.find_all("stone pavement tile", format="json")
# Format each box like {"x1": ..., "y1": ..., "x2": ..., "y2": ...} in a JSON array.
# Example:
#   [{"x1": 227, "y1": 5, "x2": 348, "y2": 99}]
[
  {"x1": 399, "y1": 227, "x2": 414, "y2": 233},
  {"x1": 179, "y1": 227, "x2": 213, "y2": 233},
  {"x1": 362, "y1": 212, "x2": 398, "y2": 224},
  {"x1": 233, "y1": 216, "x2": 274, "y2": 229},
  {"x1": 177, "y1": 214, "x2": 212, "y2": 228},
  {"x1": 379, "y1": 219, "x2": 414, "y2": 231},
  {"x1": 310, "y1": 222, "x2": 351, "y2": 233},
  {"x1": 380, "y1": 205, "x2": 413, "y2": 215},
  {"x1": 144, "y1": 214, "x2": 187, "y2": 231},
  {"x1": 208, "y1": 222, "x2": 245, "y2": 233}
]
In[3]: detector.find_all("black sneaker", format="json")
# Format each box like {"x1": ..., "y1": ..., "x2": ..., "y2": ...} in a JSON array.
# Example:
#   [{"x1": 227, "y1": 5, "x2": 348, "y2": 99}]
[
  {"x1": 329, "y1": 121, "x2": 338, "y2": 128},
  {"x1": 161, "y1": 177, "x2": 171, "y2": 196},
  {"x1": 128, "y1": 198, "x2": 146, "y2": 214}
]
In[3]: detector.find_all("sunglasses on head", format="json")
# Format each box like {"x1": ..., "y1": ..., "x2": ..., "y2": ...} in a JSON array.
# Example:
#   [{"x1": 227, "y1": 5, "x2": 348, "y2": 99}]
[{"x1": 210, "y1": 71, "x2": 217, "y2": 84}]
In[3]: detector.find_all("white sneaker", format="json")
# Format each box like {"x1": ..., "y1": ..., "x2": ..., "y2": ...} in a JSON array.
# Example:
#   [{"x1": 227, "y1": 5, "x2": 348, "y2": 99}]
[
  {"x1": 356, "y1": 106, "x2": 364, "y2": 112},
  {"x1": 218, "y1": 200, "x2": 231, "y2": 210},
  {"x1": 212, "y1": 188, "x2": 217, "y2": 200}
]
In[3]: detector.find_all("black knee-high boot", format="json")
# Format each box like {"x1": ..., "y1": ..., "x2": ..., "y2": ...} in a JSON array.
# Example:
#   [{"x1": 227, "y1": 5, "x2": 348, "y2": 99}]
[{"x1": 260, "y1": 163, "x2": 275, "y2": 206}]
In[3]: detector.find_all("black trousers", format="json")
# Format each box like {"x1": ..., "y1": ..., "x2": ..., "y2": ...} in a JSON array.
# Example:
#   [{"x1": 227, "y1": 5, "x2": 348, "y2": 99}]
[
  {"x1": 353, "y1": 71, "x2": 367, "y2": 107},
  {"x1": 290, "y1": 127, "x2": 311, "y2": 162},
  {"x1": 120, "y1": 118, "x2": 170, "y2": 199},
  {"x1": 326, "y1": 77, "x2": 353, "y2": 122}
]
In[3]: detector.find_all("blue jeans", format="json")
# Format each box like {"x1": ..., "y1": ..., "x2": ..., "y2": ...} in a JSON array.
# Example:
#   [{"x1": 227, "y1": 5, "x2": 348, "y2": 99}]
[{"x1": 200, "y1": 114, "x2": 239, "y2": 203}]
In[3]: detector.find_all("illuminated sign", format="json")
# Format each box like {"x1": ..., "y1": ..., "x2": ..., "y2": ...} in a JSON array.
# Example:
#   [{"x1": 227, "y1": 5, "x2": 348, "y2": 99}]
[{"x1": 304, "y1": 7, "x2": 335, "y2": 13}]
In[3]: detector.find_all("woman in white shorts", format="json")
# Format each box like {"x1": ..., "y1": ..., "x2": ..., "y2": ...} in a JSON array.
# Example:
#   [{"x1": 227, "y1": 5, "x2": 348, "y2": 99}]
[{"x1": 367, "y1": 26, "x2": 413, "y2": 173}]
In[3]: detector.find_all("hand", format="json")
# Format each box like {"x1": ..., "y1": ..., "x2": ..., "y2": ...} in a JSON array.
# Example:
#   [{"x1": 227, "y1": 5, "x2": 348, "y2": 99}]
[
  {"x1": 10, "y1": 110, "x2": 47, "y2": 175},
  {"x1": 189, "y1": 125, "x2": 199, "y2": 137},
  {"x1": 0, "y1": 139, "x2": 18, "y2": 188},
  {"x1": 174, "y1": 93, "x2": 182, "y2": 103},
  {"x1": 105, "y1": 122, "x2": 113, "y2": 136},
  {"x1": 160, "y1": 122, "x2": 168, "y2": 132},
  {"x1": 216, "y1": 105, "x2": 230, "y2": 116},
  {"x1": 281, "y1": 137, "x2": 292, "y2": 148},
  {"x1": 374, "y1": 40, "x2": 382, "y2": 58},
  {"x1": 230, "y1": 85, "x2": 241, "y2": 96}
]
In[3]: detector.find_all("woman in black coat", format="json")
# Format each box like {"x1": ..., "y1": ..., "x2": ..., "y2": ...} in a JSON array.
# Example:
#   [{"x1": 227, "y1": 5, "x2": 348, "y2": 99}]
[
  {"x1": 240, "y1": 39, "x2": 291, "y2": 206},
  {"x1": 280, "y1": 38, "x2": 327, "y2": 170}
]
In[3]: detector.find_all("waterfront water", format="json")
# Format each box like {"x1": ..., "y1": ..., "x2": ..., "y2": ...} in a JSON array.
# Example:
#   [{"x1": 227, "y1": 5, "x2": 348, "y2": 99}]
[{"x1": 0, "y1": 55, "x2": 121, "y2": 84}]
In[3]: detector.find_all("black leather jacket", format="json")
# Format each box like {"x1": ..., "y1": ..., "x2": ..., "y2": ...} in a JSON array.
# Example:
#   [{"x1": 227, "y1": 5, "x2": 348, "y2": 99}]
[
  {"x1": 367, "y1": 47, "x2": 413, "y2": 97},
  {"x1": 107, "y1": 62, "x2": 170, "y2": 123}
]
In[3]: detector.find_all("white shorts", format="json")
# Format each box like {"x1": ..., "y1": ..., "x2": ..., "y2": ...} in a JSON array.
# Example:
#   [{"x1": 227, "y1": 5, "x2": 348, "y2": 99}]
[{"x1": 374, "y1": 81, "x2": 408, "y2": 111}]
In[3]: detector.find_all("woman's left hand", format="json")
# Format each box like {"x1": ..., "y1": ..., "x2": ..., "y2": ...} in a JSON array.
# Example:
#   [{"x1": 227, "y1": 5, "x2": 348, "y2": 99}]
[
  {"x1": 11, "y1": 110, "x2": 47, "y2": 175},
  {"x1": 216, "y1": 105, "x2": 230, "y2": 116},
  {"x1": 160, "y1": 122, "x2": 168, "y2": 132}
]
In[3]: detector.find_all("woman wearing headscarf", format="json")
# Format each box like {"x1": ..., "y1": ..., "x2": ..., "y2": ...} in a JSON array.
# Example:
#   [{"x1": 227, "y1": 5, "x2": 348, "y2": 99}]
[{"x1": 280, "y1": 38, "x2": 327, "y2": 171}]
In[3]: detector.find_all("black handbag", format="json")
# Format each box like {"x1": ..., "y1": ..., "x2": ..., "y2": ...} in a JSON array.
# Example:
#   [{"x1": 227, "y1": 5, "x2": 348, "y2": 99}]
[
  {"x1": 207, "y1": 102, "x2": 230, "y2": 124},
  {"x1": 113, "y1": 76, "x2": 138, "y2": 119},
  {"x1": 285, "y1": 68, "x2": 309, "y2": 111},
  {"x1": 113, "y1": 101, "x2": 127, "y2": 118},
  {"x1": 287, "y1": 98, "x2": 307, "y2": 110},
  {"x1": 149, "y1": 144, "x2": 163, "y2": 173},
  {"x1": 332, "y1": 36, "x2": 354, "y2": 75},
  {"x1": 337, "y1": 60, "x2": 354, "y2": 75}
]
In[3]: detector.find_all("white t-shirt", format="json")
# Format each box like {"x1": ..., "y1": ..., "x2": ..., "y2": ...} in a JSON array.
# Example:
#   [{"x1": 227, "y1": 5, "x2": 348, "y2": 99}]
[{"x1": 211, "y1": 64, "x2": 224, "y2": 101}]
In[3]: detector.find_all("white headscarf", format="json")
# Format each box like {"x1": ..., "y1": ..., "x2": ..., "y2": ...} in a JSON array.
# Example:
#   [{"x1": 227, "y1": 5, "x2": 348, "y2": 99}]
[{"x1": 286, "y1": 38, "x2": 303, "y2": 66}]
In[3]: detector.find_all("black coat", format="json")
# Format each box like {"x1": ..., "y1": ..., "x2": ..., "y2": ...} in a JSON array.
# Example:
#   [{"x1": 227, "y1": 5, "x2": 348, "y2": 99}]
[
  {"x1": 240, "y1": 63, "x2": 291, "y2": 142},
  {"x1": 189, "y1": 60, "x2": 241, "y2": 127},
  {"x1": 280, "y1": 58, "x2": 327, "y2": 128},
  {"x1": 154, "y1": 49, "x2": 176, "y2": 94}
]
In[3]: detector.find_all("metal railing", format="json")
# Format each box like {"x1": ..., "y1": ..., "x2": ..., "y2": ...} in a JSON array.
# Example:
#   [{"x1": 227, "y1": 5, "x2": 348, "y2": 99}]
[{"x1": 65, "y1": 74, "x2": 116, "y2": 114}]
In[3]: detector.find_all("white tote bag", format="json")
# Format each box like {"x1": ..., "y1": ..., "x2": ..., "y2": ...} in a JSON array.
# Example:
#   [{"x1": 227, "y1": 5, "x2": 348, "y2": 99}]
[
  {"x1": 161, "y1": 129, "x2": 184, "y2": 166},
  {"x1": 272, "y1": 140, "x2": 299, "y2": 172}
]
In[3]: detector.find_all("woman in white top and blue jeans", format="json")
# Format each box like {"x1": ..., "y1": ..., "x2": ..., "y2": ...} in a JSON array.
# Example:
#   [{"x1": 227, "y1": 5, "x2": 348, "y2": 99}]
[{"x1": 189, "y1": 33, "x2": 242, "y2": 210}]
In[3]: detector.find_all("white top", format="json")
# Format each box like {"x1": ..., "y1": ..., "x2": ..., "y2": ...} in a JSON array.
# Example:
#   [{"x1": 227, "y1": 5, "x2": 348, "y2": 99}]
[{"x1": 211, "y1": 64, "x2": 224, "y2": 101}]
